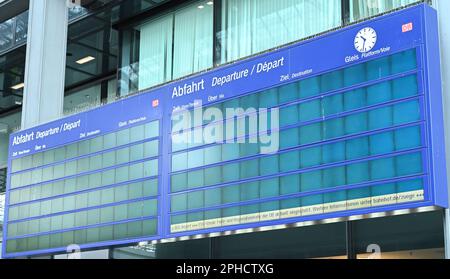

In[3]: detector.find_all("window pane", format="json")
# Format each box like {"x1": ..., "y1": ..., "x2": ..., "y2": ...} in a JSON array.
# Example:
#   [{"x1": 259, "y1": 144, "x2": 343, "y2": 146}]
[
  {"x1": 119, "y1": 1, "x2": 213, "y2": 96},
  {"x1": 218, "y1": 0, "x2": 341, "y2": 64},
  {"x1": 172, "y1": 1, "x2": 213, "y2": 79},
  {"x1": 349, "y1": 0, "x2": 421, "y2": 22}
]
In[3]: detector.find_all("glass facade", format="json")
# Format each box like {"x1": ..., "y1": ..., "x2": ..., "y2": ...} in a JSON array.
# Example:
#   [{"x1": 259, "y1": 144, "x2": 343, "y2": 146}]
[
  {"x1": 0, "y1": 111, "x2": 21, "y2": 168},
  {"x1": 5, "y1": 120, "x2": 160, "y2": 253},
  {"x1": 0, "y1": 10, "x2": 29, "y2": 55},
  {"x1": 0, "y1": 168, "x2": 5, "y2": 192},
  {"x1": 63, "y1": 78, "x2": 117, "y2": 115},
  {"x1": 349, "y1": 0, "x2": 422, "y2": 22},
  {"x1": 216, "y1": 0, "x2": 341, "y2": 64},
  {"x1": 118, "y1": 0, "x2": 425, "y2": 97},
  {"x1": 119, "y1": 0, "x2": 214, "y2": 95}
]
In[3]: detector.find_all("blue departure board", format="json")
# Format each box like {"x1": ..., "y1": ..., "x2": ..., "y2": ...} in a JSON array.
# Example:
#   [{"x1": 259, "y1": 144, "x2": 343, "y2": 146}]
[{"x1": 2, "y1": 4, "x2": 447, "y2": 258}]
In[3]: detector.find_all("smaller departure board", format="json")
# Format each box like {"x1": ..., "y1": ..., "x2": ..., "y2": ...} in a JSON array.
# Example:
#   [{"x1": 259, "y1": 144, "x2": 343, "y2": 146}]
[{"x1": 4, "y1": 95, "x2": 163, "y2": 255}]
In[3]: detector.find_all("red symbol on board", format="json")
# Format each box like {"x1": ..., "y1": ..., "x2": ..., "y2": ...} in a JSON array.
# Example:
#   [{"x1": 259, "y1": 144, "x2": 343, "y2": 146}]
[
  {"x1": 152, "y1": 99, "x2": 159, "y2": 107},
  {"x1": 402, "y1": 22, "x2": 413, "y2": 33}
]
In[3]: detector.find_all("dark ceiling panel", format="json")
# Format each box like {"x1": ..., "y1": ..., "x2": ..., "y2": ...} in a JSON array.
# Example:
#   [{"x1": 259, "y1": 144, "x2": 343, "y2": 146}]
[
  {"x1": 0, "y1": 46, "x2": 25, "y2": 112},
  {"x1": 0, "y1": 0, "x2": 28, "y2": 23}
]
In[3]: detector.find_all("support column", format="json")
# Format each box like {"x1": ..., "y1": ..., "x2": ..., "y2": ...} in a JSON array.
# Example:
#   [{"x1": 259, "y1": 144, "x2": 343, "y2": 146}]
[
  {"x1": 433, "y1": 0, "x2": 450, "y2": 259},
  {"x1": 21, "y1": 0, "x2": 68, "y2": 129},
  {"x1": 346, "y1": 221, "x2": 357, "y2": 259}
]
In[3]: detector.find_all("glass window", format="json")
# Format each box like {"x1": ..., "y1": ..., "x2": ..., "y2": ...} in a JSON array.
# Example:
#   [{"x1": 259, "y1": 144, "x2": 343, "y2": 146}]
[
  {"x1": 349, "y1": 0, "x2": 421, "y2": 22},
  {"x1": 14, "y1": 10, "x2": 29, "y2": 44},
  {"x1": 119, "y1": 0, "x2": 213, "y2": 96},
  {"x1": 0, "y1": 18, "x2": 14, "y2": 52},
  {"x1": 172, "y1": 2, "x2": 213, "y2": 79},
  {"x1": 217, "y1": 0, "x2": 341, "y2": 64},
  {"x1": 63, "y1": 83, "x2": 102, "y2": 115}
]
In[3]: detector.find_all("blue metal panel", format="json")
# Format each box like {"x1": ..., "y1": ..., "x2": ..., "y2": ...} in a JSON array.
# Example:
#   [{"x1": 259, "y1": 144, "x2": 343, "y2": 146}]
[
  {"x1": 2, "y1": 4, "x2": 447, "y2": 258},
  {"x1": 422, "y1": 5, "x2": 448, "y2": 208}
]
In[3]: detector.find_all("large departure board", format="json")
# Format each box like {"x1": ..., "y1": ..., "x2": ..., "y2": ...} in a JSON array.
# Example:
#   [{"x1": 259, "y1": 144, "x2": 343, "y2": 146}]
[{"x1": 2, "y1": 4, "x2": 447, "y2": 258}]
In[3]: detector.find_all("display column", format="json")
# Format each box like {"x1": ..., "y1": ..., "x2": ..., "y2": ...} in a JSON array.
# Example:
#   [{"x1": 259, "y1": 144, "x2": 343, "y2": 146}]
[
  {"x1": 434, "y1": 0, "x2": 450, "y2": 260},
  {"x1": 21, "y1": 0, "x2": 68, "y2": 129}
]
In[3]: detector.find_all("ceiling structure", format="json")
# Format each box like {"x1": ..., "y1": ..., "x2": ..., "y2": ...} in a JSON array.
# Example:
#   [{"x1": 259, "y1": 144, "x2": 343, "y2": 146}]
[{"x1": 0, "y1": 0, "x2": 175, "y2": 117}]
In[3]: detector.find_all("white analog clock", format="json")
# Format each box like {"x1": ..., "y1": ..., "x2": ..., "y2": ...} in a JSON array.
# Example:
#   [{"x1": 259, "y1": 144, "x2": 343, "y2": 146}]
[{"x1": 354, "y1": 27, "x2": 377, "y2": 53}]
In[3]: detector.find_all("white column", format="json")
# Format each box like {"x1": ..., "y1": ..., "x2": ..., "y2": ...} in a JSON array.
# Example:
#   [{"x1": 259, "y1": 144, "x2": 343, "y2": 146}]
[
  {"x1": 433, "y1": 0, "x2": 450, "y2": 260},
  {"x1": 21, "y1": 0, "x2": 69, "y2": 129}
]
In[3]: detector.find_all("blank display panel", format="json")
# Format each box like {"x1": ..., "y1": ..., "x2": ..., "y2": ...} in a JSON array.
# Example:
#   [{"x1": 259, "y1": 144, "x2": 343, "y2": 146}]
[
  {"x1": 169, "y1": 49, "x2": 427, "y2": 233},
  {"x1": 6, "y1": 120, "x2": 161, "y2": 254}
]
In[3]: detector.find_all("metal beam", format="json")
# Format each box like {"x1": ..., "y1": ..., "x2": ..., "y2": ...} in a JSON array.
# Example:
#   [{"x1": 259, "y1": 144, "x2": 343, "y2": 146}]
[
  {"x1": 21, "y1": 0, "x2": 68, "y2": 129},
  {"x1": 433, "y1": 0, "x2": 450, "y2": 260}
]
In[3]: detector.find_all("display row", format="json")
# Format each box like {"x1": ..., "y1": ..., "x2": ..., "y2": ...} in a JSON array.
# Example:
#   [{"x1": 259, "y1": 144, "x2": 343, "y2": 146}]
[
  {"x1": 8, "y1": 164, "x2": 158, "y2": 204},
  {"x1": 11, "y1": 120, "x2": 160, "y2": 173},
  {"x1": 6, "y1": 219, "x2": 158, "y2": 254},
  {"x1": 170, "y1": 179, "x2": 425, "y2": 233},
  {"x1": 171, "y1": 73, "x2": 419, "y2": 153},
  {"x1": 10, "y1": 139, "x2": 159, "y2": 189},
  {"x1": 171, "y1": 99, "x2": 421, "y2": 174},
  {"x1": 171, "y1": 124, "x2": 422, "y2": 188},
  {"x1": 170, "y1": 99, "x2": 422, "y2": 189},
  {"x1": 8, "y1": 161, "x2": 158, "y2": 220},
  {"x1": 171, "y1": 49, "x2": 417, "y2": 133},
  {"x1": 8, "y1": 198, "x2": 158, "y2": 238},
  {"x1": 170, "y1": 152, "x2": 424, "y2": 214}
]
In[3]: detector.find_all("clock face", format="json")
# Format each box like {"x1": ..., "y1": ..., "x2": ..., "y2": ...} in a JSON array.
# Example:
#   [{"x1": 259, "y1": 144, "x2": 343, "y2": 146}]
[{"x1": 354, "y1": 27, "x2": 377, "y2": 53}]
